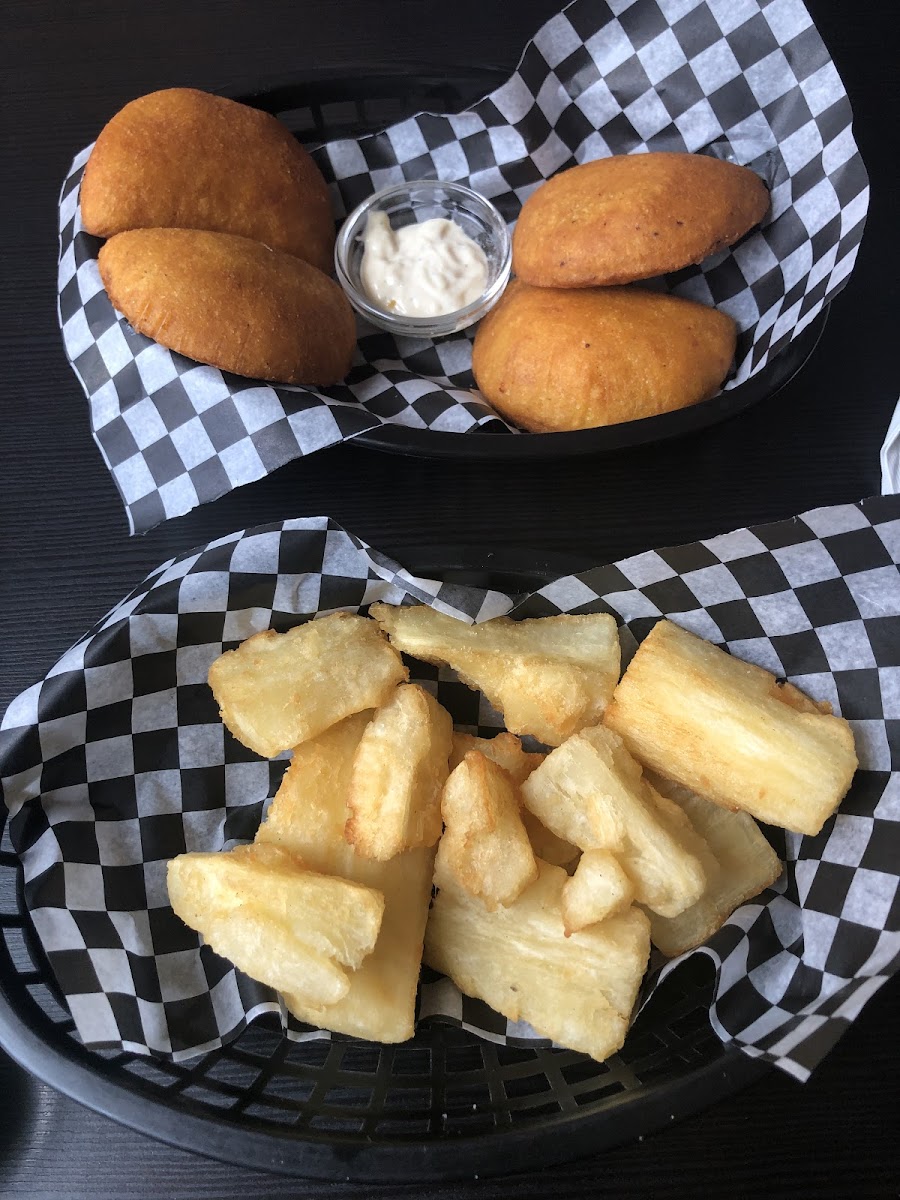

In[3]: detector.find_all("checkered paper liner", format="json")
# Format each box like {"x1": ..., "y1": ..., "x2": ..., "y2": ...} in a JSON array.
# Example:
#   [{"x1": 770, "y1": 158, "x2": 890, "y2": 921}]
[
  {"x1": 57, "y1": 0, "x2": 869, "y2": 535},
  {"x1": 2, "y1": 498, "x2": 899, "y2": 1082}
]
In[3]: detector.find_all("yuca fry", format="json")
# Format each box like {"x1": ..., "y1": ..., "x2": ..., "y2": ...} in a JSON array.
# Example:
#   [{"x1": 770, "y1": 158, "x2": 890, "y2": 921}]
[
  {"x1": 345, "y1": 684, "x2": 453, "y2": 860},
  {"x1": 449, "y1": 732, "x2": 579, "y2": 868},
  {"x1": 425, "y1": 861, "x2": 651, "y2": 1064},
  {"x1": 449, "y1": 731, "x2": 544, "y2": 784},
  {"x1": 167, "y1": 843, "x2": 383, "y2": 1009},
  {"x1": 370, "y1": 603, "x2": 620, "y2": 746},
  {"x1": 208, "y1": 612, "x2": 406, "y2": 758},
  {"x1": 561, "y1": 850, "x2": 634, "y2": 935},
  {"x1": 520, "y1": 725, "x2": 707, "y2": 918},
  {"x1": 436, "y1": 751, "x2": 538, "y2": 910},
  {"x1": 255, "y1": 713, "x2": 433, "y2": 1042},
  {"x1": 521, "y1": 809, "x2": 582, "y2": 870},
  {"x1": 603, "y1": 619, "x2": 858, "y2": 835},
  {"x1": 643, "y1": 773, "x2": 783, "y2": 957}
]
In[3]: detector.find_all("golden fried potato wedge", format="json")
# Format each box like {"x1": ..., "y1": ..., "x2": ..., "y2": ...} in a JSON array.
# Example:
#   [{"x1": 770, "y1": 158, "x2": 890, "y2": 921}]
[
  {"x1": 643, "y1": 773, "x2": 783, "y2": 956},
  {"x1": 81, "y1": 88, "x2": 335, "y2": 273},
  {"x1": 471, "y1": 281, "x2": 736, "y2": 432},
  {"x1": 561, "y1": 850, "x2": 634, "y2": 935},
  {"x1": 370, "y1": 604, "x2": 620, "y2": 746},
  {"x1": 603, "y1": 620, "x2": 858, "y2": 835},
  {"x1": 512, "y1": 152, "x2": 768, "y2": 288},
  {"x1": 448, "y1": 733, "x2": 578, "y2": 867},
  {"x1": 255, "y1": 713, "x2": 433, "y2": 1042},
  {"x1": 207, "y1": 613, "x2": 406, "y2": 758},
  {"x1": 436, "y1": 751, "x2": 538, "y2": 910},
  {"x1": 520, "y1": 725, "x2": 707, "y2": 918},
  {"x1": 345, "y1": 683, "x2": 453, "y2": 859},
  {"x1": 449, "y1": 731, "x2": 544, "y2": 784},
  {"x1": 167, "y1": 842, "x2": 383, "y2": 1009},
  {"x1": 99, "y1": 228, "x2": 356, "y2": 386},
  {"x1": 521, "y1": 809, "x2": 581, "y2": 870},
  {"x1": 425, "y1": 861, "x2": 651, "y2": 1064}
]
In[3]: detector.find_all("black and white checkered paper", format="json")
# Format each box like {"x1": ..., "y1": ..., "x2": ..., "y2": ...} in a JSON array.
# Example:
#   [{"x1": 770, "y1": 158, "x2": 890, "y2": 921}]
[
  {"x1": 57, "y1": 0, "x2": 869, "y2": 533},
  {"x1": 2, "y1": 497, "x2": 899, "y2": 1080}
]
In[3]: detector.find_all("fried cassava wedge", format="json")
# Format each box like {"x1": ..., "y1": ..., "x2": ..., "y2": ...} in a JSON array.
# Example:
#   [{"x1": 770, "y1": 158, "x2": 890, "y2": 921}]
[
  {"x1": 345, "y1": 683, "x2": 453, "y2": 860},
  {"x1": 370, "y1": 603, "x2": 620, "y2": 746},
  {"x1": 520, "y1": 725, "x2": 707, "y2": 918},
  {"x1": 561, "y1": 850, "x2": 635, "y2": 935},
  {"x1": 437, "y1": 750, "x2": 538, "y2": 910},
  {"x1": 643, "y1": 773, "x2": 783, "y2": 956},
  {"x1": 207, "y1": 613, "x2": 406, "y2": 758},
  {"x1": 425, "y1": 861, "x2": 650, "y2": 1064},
  {"x1": 449, "y1": 732, "x2": 578, "y2": 867},
  {"x1": 255, "y1": 712, "x2": 433, "y2": 1043},
  {"x1": 167, "y1": 842, "x2": 383, "y2": 1009},
  {"x1": 603, "y1": 619, "x2": 858, "y2": 835}
]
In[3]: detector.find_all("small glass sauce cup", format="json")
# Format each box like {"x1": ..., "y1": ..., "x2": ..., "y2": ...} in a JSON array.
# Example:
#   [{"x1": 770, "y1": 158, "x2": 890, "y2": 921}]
[{"x1": 334, "y1": 179, "x2": 512, "y2": 338}]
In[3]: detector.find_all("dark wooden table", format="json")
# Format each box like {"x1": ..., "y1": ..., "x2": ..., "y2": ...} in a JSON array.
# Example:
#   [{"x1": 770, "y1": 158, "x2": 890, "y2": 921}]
[{"x1": 2, "y1": 2, "x2": 898, "y2": 1196}]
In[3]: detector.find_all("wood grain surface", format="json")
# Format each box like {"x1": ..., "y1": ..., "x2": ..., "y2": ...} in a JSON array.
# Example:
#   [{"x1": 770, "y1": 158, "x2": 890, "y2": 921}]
[{"x1": 1, "y1": 1, "x2": 898, "y2": 1196}]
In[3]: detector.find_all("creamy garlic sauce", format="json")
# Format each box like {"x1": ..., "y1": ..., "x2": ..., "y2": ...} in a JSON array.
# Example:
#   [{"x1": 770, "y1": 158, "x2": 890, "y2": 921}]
[{"x1": 360, "y1": 211, "x2": 489, "y2": 318}]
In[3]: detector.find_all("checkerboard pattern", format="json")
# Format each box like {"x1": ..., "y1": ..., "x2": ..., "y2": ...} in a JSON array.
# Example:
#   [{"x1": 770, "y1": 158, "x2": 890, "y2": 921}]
[
  {"x1": 2, "y1": 497, "x2": 898, "y2": 1078},
  {"x1": 57, "y1": 0, "x2": 869, "y2": 533}
]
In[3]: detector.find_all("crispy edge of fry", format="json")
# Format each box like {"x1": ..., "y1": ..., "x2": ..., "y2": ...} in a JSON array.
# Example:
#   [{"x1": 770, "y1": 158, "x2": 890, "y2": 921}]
[
  {"x1": 424, "y1": 860, "x2": 651, "y2": 1064},
  {"x1": 370, "y1": 604, "x2": 621, "y2": 746},
  {"x1": 344, "y1": 683, "x2": 453, "y2": 859},
  {"x1": 166, "y1": 842, "x2": 384, "y2": 1008},
  {"x1": 561, "y1": 849, "x2": 635, "y2": 935},
  {"x1": 603, "y1": 618, "x2": 858, "y2": 835},
  {"x1": 207, "y1": 612, "x2": 407, "y2": 757},
  {"x1": 436, "y1": 750, "x2": 539, "y2": 911},
  {"x1": 642, "y1": 772, "x2": 784, "y2": 956},
  {"x1": 519, "y1": 725, "x2": 708, "y2": 918}
]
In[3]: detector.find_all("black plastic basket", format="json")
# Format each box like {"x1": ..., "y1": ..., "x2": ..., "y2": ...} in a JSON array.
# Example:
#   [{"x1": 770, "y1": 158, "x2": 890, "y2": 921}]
[{"x1": 0, "y1": 545, "x2": 767, "y2": 1183}]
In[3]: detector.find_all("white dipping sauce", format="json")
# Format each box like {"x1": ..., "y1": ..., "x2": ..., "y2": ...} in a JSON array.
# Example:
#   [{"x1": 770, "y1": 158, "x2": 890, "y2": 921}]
[{"x1": 359, "y1": 211, "x2": 489, "y2": 318}]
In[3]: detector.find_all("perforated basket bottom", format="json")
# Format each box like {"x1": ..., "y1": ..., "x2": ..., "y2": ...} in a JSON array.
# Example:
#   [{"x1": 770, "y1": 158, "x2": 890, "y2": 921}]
[{"x1": 2, "y1": 807, "x2": 730, "y2": 1145}]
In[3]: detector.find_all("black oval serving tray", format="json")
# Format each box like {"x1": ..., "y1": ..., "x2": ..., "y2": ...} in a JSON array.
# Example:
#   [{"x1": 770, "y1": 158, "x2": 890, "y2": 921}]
[
  {"x1": 0, "y1": 550, "x2": 767, "y2": 1184},
  {"x1": 227, "y1": 66, "x2": 828, "y2": 461}
]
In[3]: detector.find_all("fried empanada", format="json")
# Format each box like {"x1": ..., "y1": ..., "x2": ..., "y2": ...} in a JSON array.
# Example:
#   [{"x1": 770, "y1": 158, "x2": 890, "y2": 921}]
[
  {"x1": 472, "y1": 281, "x2": 736, "y2": 431},
  {"x1": 81, "y1": 88, "x2": 335, "y2": 273},
  {"x1": 99, "y1": 228, "x2": 356, "y2": 386},
  {"x1": 513, "y1": 152, "x2": 768, "y2": 288}
]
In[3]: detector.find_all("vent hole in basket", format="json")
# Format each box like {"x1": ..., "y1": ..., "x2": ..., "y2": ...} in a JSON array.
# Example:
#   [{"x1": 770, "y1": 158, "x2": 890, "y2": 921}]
[
  {"x1": 122, "y1": 1058, "x2": 187, "y2": 1091},
  {"x1": 383, "y1": 1086, "x2": 432, "y2": 1113},
  {"x1": 372, "y1": 1116, "x2": 433, "y2": 1137},
  {"x1": 391, "y1": 1045, "x2": 432, "y2": 1078},
  {"x1": 284, "y1": 1038, "x2": 333, "y2": 1070},
  {"x1": 495, "y1": 1046, "x2": 541, "y2": 1067},
  {"x1": 322, "y1": 1085, "x2": 372, "y2": 1109},
  {"x1": 444, "y1": 1081, "x2": 492, "y2": 1112},
  {"x1": 243, "y1": 1102, "x2": 296, "y2": 1125},
  {"x1": 2, "y1": 923, "x2": 38, "y2": 974},
  {"x1": 443, "y1": 1041, "x2": 487, "y2": 1075},
  {"x1": 503, "y1": 1073, "x2": 552, "y2": 1101},
  {"x1": 330, "y1": 1039, "x2": 380, "y2": 1077},
  {"x1": 574, "y1": 1080, "x2": 628, "y2": 1107},
  {"x1": 308, "y1": 1112, "x2": 366, "y2": 1134},
  {"x1": 561, "y1": 1058, "x2": 609, "y2": 1087},
  {"x1": 670, "y1": 1006, "x2": 712, "y2": 1039},
  {"x1": 204, "y1": 1055, "x2": 264, "y2": 1090},
  {"x1": 26, "y1": 981, "x2": 72, "y2": 1025}
]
